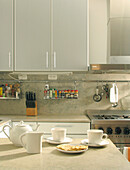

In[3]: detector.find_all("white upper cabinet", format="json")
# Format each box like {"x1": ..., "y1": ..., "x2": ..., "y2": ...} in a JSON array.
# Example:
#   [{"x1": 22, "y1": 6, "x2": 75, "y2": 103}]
[
  {"x1": 52, "y1": 0, "x2": 88, "y2": 71},
  {"x1": 15, "y1": 0, "x2": 88, "y2": 71},
  {"x1": 0, "y1": 0, "x2": 13, "y2": 71},
  {"x1": 15, "y1": 0, "x2": 50, "y2": 71}
]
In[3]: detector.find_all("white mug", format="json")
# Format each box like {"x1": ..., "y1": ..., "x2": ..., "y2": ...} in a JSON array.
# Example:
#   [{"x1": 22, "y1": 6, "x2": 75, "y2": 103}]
[
  {"x1": 20, "y1": 131, "x2": 44, "y2": 154},
  {"x1": 87, "y1": 129, "x2": 107, "y2": 144},
  {"x1": 51, "y1": 128, "x2": 66, "y2": 142}
]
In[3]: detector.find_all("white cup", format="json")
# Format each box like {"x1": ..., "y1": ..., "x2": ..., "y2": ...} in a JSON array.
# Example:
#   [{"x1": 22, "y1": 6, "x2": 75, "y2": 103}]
[
  {"x1": 20, "y1": 131, "x2": 44, "y2": 154},
  {"x1": 51, "y1": 128, "x2": 66, "y2": 142},
  {"x1": 87, "y1": 129, "x2": 107, "y2": 144}
]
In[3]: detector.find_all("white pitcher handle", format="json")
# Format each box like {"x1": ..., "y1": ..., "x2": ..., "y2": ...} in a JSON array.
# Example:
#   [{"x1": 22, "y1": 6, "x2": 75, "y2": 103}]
[
  {"x1": 20, "y1": 133, "x2": 26, "y2": 148},
  {"x1": 2, "y1": 125, "x2": 11, "y2": 140}
]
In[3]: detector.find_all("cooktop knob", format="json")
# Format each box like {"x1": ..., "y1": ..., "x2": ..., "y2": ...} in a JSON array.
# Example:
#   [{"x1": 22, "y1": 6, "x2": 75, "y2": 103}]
[
  {"x1": 115, "y1": 127, "x2": 122, "y2": 134},
  {"x1": 123, "y1": 127, "x2": 129, "y2": 135},
  {"x1": 98, "y1": 127, "x2": 104, "y2": 131},
  {"x1": 107, "y1": 127, "x2": 113, "y2": 135}
]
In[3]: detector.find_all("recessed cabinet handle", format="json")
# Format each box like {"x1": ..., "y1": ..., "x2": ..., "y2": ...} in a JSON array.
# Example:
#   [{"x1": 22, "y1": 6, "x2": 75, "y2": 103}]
[
  {"x1": 54, "y1": 52, "x2": 56, "y2": 68},
  {"x1": 55, "y1": 125, "x2": 72, "y2": 127},
  {"x1": 46, "y1": 52, "x2": 49, "y2": 68},
  {"x1": 9, "y1": 52, "x2": 11, "y2": 68}
]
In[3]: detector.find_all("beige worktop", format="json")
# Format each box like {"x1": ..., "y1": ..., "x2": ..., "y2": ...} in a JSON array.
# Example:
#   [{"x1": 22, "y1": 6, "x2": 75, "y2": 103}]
[
  {"x1": 0, "y1": 138, "x2": 129, "y2": 170},
  {"x1": 0, "y1": 114, "x2": 90, "y2": 125}
]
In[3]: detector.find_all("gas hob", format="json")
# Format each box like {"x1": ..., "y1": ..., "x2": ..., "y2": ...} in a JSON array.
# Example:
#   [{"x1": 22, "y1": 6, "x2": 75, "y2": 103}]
[
  {"x1": 86, "y1": 110, "x2": 130, "y2": 144},
  {"x1": 92, "y1": 114, "x2": 130, "y2": 120}
]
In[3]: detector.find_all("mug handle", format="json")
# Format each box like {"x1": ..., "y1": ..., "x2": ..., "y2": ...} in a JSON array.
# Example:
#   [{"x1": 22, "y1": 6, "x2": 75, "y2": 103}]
[
  {"x1": 102, "y1": 133, "x2": 108, "y2": 140},
  {"x1": 20, "y1": 133, "x2": 27, "y2": 148}
]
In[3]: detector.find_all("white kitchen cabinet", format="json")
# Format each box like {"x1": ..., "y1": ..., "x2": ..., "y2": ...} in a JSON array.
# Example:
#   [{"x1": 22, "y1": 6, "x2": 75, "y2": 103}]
[
  {"x1": 15, "y1": 0, "x2": 88, "y2": 71},
  {"x1": 12, "y1": 121, "x2": 90, "y2": 138},
  {"x1": 15, "y1": 0, "x2": 50, "y2": 71},
  {"x1": 38, "y1": 122, "x2": 90, "y2": 138},
  {"x1": 0, "y1": 0, "x2": 13, "y2": 71},
  {"x1": 52, "y1": 0, "x2": 88, "y2": 71}
]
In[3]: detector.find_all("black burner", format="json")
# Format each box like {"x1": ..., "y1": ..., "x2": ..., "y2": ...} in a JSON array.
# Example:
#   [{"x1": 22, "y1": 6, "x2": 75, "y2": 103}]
[{"x1": 93, "y1": 114, "x2": 130, "y2": 120}]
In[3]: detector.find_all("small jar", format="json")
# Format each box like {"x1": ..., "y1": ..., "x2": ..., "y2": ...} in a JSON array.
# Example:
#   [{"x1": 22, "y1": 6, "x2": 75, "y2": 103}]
[
  {"x1": 59, "y1": 90, "x2": 61, "y2": 98},
  {"x1": 70, "y1": 90, "x2": 74, "y2": 99},
  {"x1": 67, "y1": 90, "x2": 71, "y2": 99},
  {"x1": 64, "y1": 90, "x2": 67, "y2": 98},
  {"x1": 55, "y1": 90, "x2": 57, "y2": 99},
  {"x1": 44, "y1": 90, "x2": 47, "y2": 99},
  {"x1": 52, "y1": 89, "x2": 55, "y2": 99},
  {"x1": 61, "y1": 90, "x2": 65, "y2": 98},
  {"x1": 74, "y1": 90, "x2": 78, "y2": 99},
  {"x1": 49, "y1": 89, "x2": 52, "y2": 99},
  {"x1": 47, "y1": 90, "x2": 50, "y2": 99}
]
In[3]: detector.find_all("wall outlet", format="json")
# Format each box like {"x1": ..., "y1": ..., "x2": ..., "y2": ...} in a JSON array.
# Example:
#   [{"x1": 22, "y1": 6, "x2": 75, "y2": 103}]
[
  {"x1": 18, "y1": 74, "x2": 27, "y2": 80},
  {"x1": 48, "y1": 75, "x2": 57, "y2": 80}
]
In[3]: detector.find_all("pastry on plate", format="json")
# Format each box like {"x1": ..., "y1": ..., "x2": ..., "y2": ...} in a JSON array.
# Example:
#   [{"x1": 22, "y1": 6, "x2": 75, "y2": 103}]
[{"x1": 57, "y1": 144, "x2": 88, "y2": 151}]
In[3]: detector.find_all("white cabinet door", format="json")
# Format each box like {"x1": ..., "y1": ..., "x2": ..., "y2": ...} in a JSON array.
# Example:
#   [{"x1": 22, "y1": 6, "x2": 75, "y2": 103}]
[
  {"x1": 15, "y1": 0, "x2": 50, "y2": 71},
  {"x1": 0, "y1": 0, "x2": 13, "y2": 71},
  {"x1": 53, "y1": 0, "x2": 88, "y2": 71},
  {"x1": 12, "y1": 121, "x2": 90, "y2": 138}
]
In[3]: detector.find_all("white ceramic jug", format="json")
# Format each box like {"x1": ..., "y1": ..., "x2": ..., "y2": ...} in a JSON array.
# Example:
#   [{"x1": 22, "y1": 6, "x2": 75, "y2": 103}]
[
  {"x1": 20, "y1": 131, "x2": 44, "y2": 153},
  {"x1": 2, "y1": 121, "x2": 40, "y2": 146}
]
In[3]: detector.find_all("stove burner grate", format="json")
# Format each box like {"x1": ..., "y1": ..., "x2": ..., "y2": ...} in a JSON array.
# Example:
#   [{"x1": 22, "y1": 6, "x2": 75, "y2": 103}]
[{"x1": 93, "y1": 114, "x2": 130, "y2": 120}]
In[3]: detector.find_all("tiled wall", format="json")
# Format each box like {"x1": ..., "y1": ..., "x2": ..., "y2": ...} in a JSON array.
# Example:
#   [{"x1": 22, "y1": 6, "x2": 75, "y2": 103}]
[{"x1": 0, "y1": 72, "x2": 130, "y2": 116}]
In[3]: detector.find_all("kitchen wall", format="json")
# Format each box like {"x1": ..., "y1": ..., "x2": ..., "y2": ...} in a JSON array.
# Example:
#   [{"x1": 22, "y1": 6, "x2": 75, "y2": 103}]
[
  {"x1": 0, "y1": 72, "x2": 130, "y2": 116},
  {"x1": 89, "y1": 0, "x2": 108, "y2": 64},
  {"x1": 0, "y1": 1, "x2": 130, "y2": 116}
]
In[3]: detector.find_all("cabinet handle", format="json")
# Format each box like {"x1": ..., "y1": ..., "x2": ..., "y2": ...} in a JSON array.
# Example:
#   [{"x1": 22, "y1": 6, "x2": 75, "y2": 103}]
[
  {"x1": 55, "y1": 125, "x2": 72, "y2": 128},
  {"x1": 9, "y1": 52, "x2": 11, "y2": 68},
  {"x1": 46, "y1": 52, "x2": 49, "y2": 68},
  {"x1": 54, "y1": 52, "x2": 56, "y2": 68}
]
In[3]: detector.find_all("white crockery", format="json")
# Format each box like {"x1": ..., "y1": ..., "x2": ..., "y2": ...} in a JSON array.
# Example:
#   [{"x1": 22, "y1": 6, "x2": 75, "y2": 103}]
[
  {"x1": 51, "y1": 128, "x2": 66, "y2": 142},
  {"x1": 87, "y1": 129, "x2": 107, "y2": 144},
  {"x1": 20, "y1": 131, "x2": 44, "y2": 154},
  {"x1": 2, "y1": 121, "x2": 40, "y2": 146},
  {"x1": 81, "y1": 139, "x2": 109, "y2": 147},
  {"x1": 56, "y1": 144, "x2": 88, "y2": 154},
  {"x1": 46, "y1": 137, "x2": 72, "y2": 144}
]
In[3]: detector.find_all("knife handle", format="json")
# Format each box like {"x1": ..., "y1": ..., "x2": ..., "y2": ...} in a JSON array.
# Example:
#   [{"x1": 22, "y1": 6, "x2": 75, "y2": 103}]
[
  {"x1": 34, "y1": 93, "x2": 36, "y2": 101},
  {"x1": 26, "y1": 92, "x2": 29, "y2": 100}
]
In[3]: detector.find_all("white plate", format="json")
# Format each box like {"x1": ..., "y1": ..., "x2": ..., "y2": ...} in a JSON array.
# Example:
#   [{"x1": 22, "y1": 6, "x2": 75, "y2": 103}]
[
  {"x1": 81, "y1": 139, "x2": 109, "y2": 147},
  {"x1": 46, "y1": 137, "x2": 72, "y2": 144},
  {"x1": 56, "y1": 144, "x2": 88, "y2": 154}
]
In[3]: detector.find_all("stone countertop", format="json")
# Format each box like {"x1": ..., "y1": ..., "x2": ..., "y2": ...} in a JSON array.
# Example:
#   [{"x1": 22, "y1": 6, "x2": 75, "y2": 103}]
[
  {"x1": 0, "y1": 138, "x2": 129, "y2": 170},
  {"x1": 0, "y1": 114, "x2": 90, "y2": 124}
]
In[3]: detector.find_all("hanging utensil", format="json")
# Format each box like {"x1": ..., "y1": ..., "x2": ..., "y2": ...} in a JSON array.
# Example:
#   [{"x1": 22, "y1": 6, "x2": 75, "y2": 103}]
[{"x1": 93, "y1": 86, "x2": 102, "y2": 102}]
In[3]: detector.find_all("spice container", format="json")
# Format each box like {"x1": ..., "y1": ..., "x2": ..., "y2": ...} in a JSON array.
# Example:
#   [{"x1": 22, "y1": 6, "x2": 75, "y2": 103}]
[
  {"x1": 71, "y1": 90, "x2": 74, "y2": 99},
  {"x1": 0, "y1": 86, "x2": 3, "y2": 97},
  {"x1": 74, "y1": 90, "x2": 78, "y2": 99},
  {"x1": 64, "y1": 90, "x2": 67, "y2": 98},
  {"x1": 49, "y1": 89, "x2": 52, "y2": 99},
  {"x1": 52, "y1": 89, "x2": 55, "y2": 99},
  {"x1": 47, "y1": 90, "x2": 50, "y2": 99},
  {"x1": 67, "y1": 90, "x2": 71, "y2": 99},
  {"x1": 59, "y1": 90, "x2": 61, "y2": 98},
  {"x1": 5, "y1": 84, "x2": 9, "y2": 97},
  {"x1": 55, "y1": 90, "x2": 57, "y2": 99}
]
